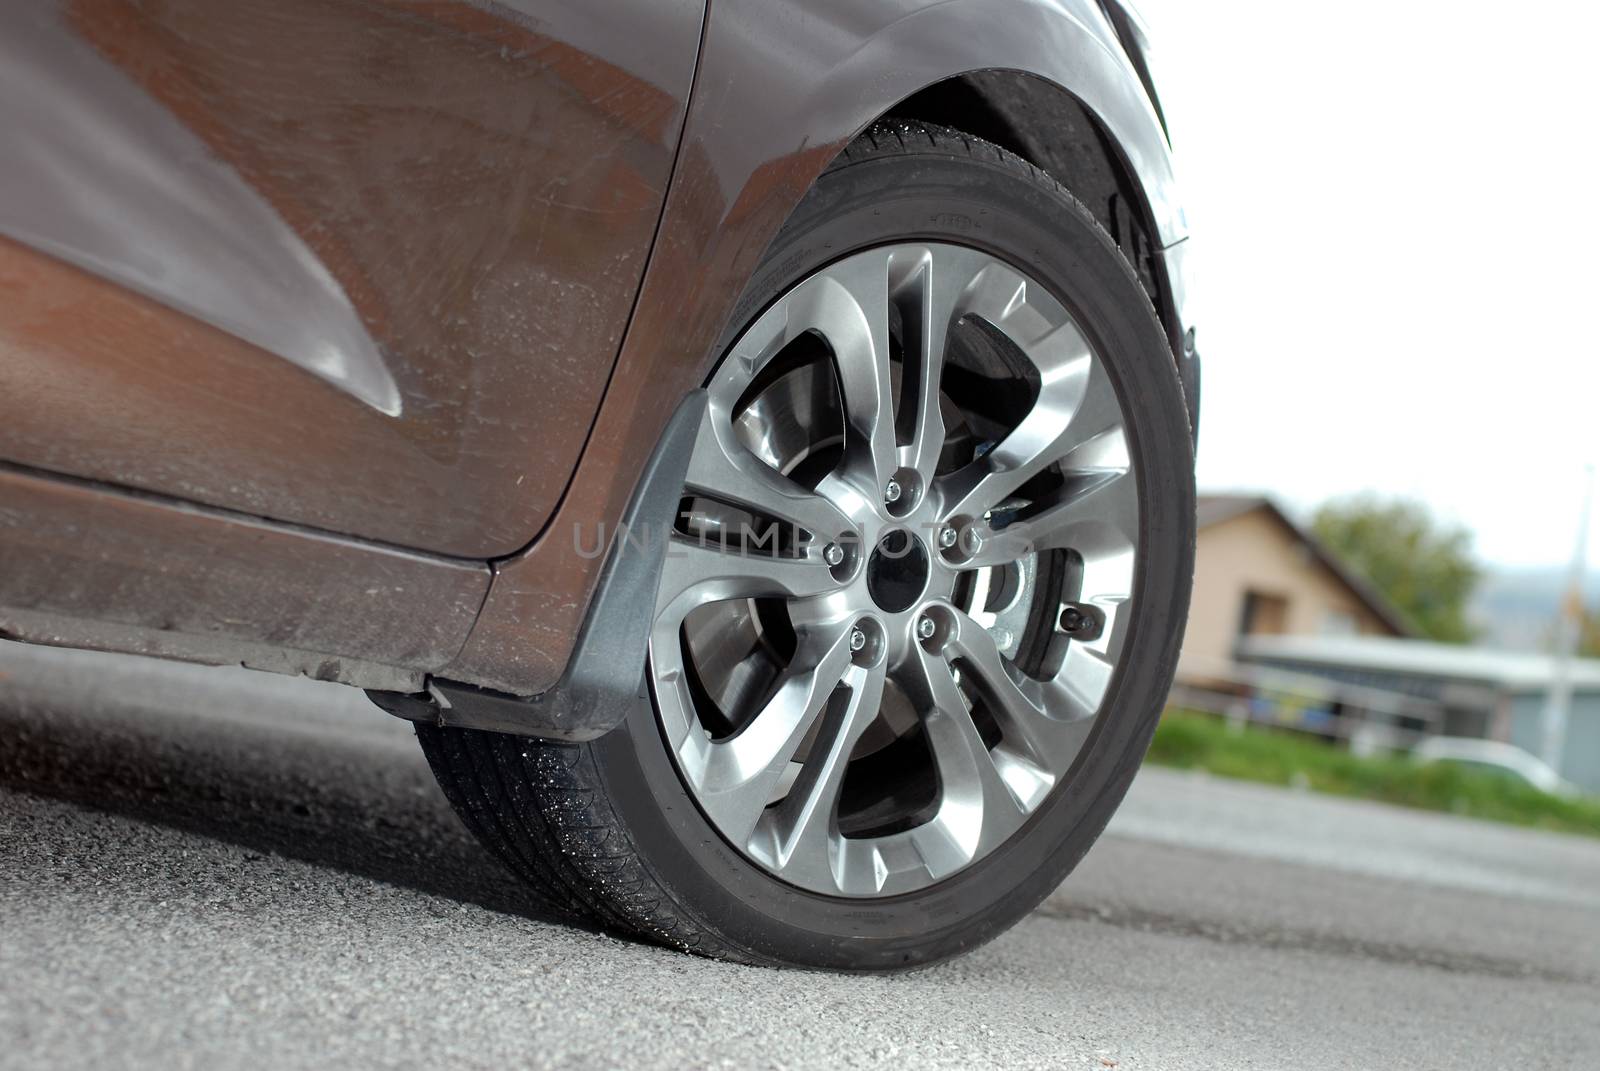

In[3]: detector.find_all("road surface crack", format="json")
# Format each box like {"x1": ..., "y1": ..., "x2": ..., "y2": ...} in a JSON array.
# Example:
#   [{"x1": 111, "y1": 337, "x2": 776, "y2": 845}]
[{"x1": 1038, "y1": 901, "x2": 1595, "y2": 986}]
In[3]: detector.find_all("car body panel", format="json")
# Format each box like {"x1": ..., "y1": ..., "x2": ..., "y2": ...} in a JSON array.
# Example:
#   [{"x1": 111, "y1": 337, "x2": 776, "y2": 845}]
[
  {"x1": 444, "y1": 0, "x2": 1193, "y2": 694},
  {"x1": 0, "y1": 0, "x2": 704, "y2": 558}
]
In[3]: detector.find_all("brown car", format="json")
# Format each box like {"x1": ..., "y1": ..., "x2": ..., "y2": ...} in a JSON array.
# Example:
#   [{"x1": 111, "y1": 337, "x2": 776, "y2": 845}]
[{"x1": 0, "y1": 0, "x2": 1197, "y2": 969}]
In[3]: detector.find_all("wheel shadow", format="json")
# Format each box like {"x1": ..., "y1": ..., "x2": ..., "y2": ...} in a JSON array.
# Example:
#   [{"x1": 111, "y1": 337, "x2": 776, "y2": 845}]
[{"x1": 0, "y1": 654, "x2": 589, "y2": 931}]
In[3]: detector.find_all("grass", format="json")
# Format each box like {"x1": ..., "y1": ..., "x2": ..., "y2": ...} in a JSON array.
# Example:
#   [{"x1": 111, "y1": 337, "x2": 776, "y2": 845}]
[{"x1": 1147, "y1": 710, "x2": 1600, "y2": 838}]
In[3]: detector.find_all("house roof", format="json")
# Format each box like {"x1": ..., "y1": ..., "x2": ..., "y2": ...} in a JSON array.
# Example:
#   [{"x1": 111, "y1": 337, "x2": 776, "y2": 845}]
[
  {"x1": 1195, "y1": 493, "x2": 1417, "y2": 637},
  {"x1": 1240, "y1": 634, "x2": 1600, "y2": 695},
  {"x1": 1196, "y1": 493, "x2": 1270, "y2": 529}
]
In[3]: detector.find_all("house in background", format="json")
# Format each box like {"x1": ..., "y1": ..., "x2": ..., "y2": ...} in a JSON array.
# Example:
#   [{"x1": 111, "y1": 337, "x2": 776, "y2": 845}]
[
  {"x1": 1180, "y1": 495, "x2": 1413, "y2": 684},
  {"x1": 1171, "y1": 496, "x2": 1432, "y2": 749},
  {"x1": 1176, "y1": 495, "x2": 1600, "y2": 789}
]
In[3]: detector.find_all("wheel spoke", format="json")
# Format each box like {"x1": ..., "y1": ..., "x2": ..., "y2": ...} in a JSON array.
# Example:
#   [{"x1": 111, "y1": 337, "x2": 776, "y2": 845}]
[
  {"x1": 683, "y1": 414, "x2": 853, "y2": 544},
  {"x1": 654, "y1": 534, "x2": 838, "y2": 624},
  {"x1": 749, "y1": 658, "x2": 886, "y2": 885},
  {"x1": 900, "y1": 642, "x2": 1027, "y2": 874},
  {"x1": 1044, "y1": 353, "x2": 1126, "y2": 459},
  {"x1": 945, "y1": 609, "x2": 1094, "y2": 770},
  {"x1": 812, "y1": 251, "x2": 898, "y2": 493},
  {"x1": 962, "y1": 459, "x2": 1136, "y2": 570},
  {"x1": 890, "y1": 246, "x2": 990, "y2": 489},
  {"x1": 676, "y1": 625, "x2": 856, "y2": 848},
  {"x1": 936, "y1": 327, "x2": 1118, "y2": 525}
]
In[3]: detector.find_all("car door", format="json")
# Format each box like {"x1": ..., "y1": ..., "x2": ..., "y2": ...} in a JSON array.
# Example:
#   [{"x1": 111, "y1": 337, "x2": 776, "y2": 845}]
[{"x1": 0, "y1": 0, "x2": 705, "y2": 559}]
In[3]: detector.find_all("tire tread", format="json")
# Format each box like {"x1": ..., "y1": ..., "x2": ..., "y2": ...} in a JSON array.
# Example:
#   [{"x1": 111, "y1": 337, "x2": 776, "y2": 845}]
[{"x1": 419, "y1": 724, "x2": 750, "y2": 961}]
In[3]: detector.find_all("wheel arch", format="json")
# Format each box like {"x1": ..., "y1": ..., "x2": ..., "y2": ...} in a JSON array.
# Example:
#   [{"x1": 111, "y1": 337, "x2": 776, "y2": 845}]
[{"x1": 884, "y1": 71, "x2": 1171, "y2": 341}]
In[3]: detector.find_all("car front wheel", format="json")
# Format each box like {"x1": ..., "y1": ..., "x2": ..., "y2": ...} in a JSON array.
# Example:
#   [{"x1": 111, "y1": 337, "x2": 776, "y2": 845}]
[{"x1": 417, "y1": 121, "x2": 1195, "y2": 970}]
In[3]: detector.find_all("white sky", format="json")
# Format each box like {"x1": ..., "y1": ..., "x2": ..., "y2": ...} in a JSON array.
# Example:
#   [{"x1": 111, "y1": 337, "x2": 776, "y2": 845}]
[{"x1": 1135, "y1": 0, "x2": 1600, "y2": 568}]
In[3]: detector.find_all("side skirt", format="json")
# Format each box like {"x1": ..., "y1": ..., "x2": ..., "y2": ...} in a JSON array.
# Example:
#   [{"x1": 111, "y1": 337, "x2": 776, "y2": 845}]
[{"x1": 0, "y1": 464, "x2": 491, "y2": 692}]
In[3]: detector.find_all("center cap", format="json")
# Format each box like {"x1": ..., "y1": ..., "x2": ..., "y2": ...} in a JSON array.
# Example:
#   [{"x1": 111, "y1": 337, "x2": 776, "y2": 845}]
[{"x1": 865, "y1": 528, "x2": 930, "y2": 614}]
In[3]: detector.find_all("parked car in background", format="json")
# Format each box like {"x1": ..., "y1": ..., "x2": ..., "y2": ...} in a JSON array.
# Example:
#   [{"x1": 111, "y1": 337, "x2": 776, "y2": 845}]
[
  {"x1": 0, "y1": 0, "x2": 1198, "y2": 969},
  {"x1": 1412, "y1": 737, "x2": 1575, "y2": 796}
]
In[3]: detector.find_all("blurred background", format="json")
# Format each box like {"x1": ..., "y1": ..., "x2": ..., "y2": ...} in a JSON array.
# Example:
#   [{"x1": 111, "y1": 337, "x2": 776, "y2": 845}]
[{"x1": 1132, "y1": 0, "x2": 1600, "y2": 823}]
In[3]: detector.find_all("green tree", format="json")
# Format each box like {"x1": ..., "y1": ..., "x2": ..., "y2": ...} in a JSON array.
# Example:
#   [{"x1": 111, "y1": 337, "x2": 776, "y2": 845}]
[
  {"x1": 1580, "y1": 602, "x2": 1600, "y2": 659},
  {"x1": 1311, "y1": 495, "x2": 1482, "y2": 643}
]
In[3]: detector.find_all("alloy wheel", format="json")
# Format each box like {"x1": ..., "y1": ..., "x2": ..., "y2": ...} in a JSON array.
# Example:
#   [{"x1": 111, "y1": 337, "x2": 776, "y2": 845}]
[{"x1": 649, "y1": 242, "x2": 1139, "y2": 897}]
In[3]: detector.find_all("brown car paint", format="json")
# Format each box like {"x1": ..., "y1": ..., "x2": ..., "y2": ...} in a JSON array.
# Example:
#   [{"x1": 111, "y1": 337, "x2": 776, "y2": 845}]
[{"x1": 0, "y1": 0, "x2": 703, "y2": 559}]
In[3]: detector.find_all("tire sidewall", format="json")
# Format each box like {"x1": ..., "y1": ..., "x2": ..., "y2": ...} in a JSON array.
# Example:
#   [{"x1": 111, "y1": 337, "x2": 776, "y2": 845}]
[{"x1": 593, "y1": 146, "x2": 1196, "y2": 970}]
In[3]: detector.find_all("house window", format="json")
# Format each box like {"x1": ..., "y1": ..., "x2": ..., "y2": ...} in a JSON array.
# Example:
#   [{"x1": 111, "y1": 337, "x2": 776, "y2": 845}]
[{"x1": 1239, "y1": 590, "x2": 1290, "y2": 637}]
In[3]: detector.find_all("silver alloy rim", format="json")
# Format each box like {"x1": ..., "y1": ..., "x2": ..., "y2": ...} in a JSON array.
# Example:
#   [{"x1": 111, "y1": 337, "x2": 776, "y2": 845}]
[{"x1": 649, "y1": 242, "x2": 1138, "y2": 897}]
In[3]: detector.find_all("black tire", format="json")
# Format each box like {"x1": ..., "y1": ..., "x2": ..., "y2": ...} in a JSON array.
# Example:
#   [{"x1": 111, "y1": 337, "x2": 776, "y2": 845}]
[{"x1": 417, "y1": 121, "x2": 1195, "y2": 970}]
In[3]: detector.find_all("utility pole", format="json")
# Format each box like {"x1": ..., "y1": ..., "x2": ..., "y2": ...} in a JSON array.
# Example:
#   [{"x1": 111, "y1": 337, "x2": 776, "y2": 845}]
[{"x1": 1542, "y1": 464, "x2": 1595, "y2": 772}]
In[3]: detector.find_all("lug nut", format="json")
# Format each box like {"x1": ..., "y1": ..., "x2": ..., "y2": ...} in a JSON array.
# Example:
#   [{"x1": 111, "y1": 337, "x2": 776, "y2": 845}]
[
  {"x1": 884, "y1": 478, "x2": 902, "y2": 504},
  {"x1": 917, "y1": 615, "x2": 937, "y2": 640},
  {"x1": 958, "y1": 526, "x2": 983, "y2": 556},
  {"x1": 850, "y1": 627, "x2": 867, "y2": 652},
  {"x1": 822, "y1": 542, "x2": 845, "y2": 567},
  {"x1": 937, "y1": 525, "x2": 958, "y2": 549}
]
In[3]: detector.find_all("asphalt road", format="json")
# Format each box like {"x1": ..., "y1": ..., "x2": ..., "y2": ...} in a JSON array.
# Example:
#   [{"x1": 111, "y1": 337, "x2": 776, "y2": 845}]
[{"x1": 1, "y1": 641, "x2": 1597, "y2": 1070}]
